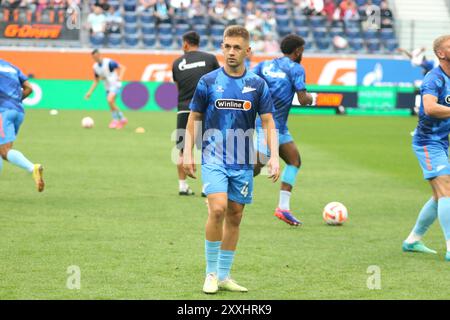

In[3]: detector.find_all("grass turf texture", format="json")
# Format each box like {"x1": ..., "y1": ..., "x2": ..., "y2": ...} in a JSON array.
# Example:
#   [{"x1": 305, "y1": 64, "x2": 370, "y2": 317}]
[{"x1": 1, "y1": 109, "x2": 449, "y2": 300}]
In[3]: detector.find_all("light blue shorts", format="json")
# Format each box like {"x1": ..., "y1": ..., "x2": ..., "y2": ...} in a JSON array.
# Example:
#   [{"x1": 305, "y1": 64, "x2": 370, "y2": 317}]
[
  {"x1": 412, "y1": 142, "x2": 450, "y2": 180},
  {"x1": 0, "y1": 109, "x2": 24, "y2": 145},
  {"x1": 255, "y1": 124, "x2": 293, "y2": 157},
  {"x1": 202, "y1": 164, "x2": 254, "y2": 204}
]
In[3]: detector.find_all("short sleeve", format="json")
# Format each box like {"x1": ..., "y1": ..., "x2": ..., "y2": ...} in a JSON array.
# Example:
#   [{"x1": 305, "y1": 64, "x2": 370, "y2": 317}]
[
  {"x1": 421, "y1": 73, "x2": 442, "y2": 98},
  {"x1": 109, "y1": 60, "x2": 119, "y2": 72},
  {"x1": 257, "y1": 80, "x2": 275, "y2": 115},
  {"x1": 189, "y1": 77, "x2": 208, "y2": 113},
  {"x1": 290, "y1": 63, "x2": 306, "y2": 92},
  {"x1": 15, "y1": 66, "x2": 28, "y2": 84}
]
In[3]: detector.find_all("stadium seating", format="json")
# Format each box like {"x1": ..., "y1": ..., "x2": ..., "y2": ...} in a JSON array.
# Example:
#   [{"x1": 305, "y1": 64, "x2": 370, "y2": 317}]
[
  {"x1": 139, "y1": 12, "x2": 155, "y2": 24},
  {"x1": 107, "y1": 34, "x2": 122, "y2": 48},
  {"x1": 349, "y1": 38, "x2": 364, "y2": 52},
  {"x1": 295, "y1": 26, "x2": 310, "y2": 38},
  {"x1": 124, "y1": 23, "x2": 138, "y2": 35},
  {"x1": 124, "y1": 34, "x2": 139, "y2": 47},
  {"x1": 366, "y1": 38, "x2": 381, "y2": 53},
  {"x1": 159, "y1": 34, "x2": 174, "y2": 49},
  {"x1": 90, "y1": 34, "x2": 105, "y2": 47},
  {"x1": 143, "y1": 34, "x2": 157, "y2": 48},
  {"x1": 141, "y1": 22, "x2": 156, "y2": 35},
  {"x1": 383, "y1": 38, "x2": 399, "y2": 53},
  {"x1": 77, "y1": 0, "x2": 398, "y2": 54}
]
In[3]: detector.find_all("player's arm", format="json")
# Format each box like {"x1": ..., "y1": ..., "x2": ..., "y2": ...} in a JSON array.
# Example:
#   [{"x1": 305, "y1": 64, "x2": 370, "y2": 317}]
[
  {"x1": 296, "y1": 90, "x2": 316, "y2": 106},
  {"x1": 260, "y1": 113, "x2": 280, "y2": 182},
  {"x1": 21, "y1": 80, "x2": 33, "y2": 100},
  {"x1": 183, "y1": 111, "x2": 203, "y2": 179},
  {"x1": 397, "y1": 48, "x2": 412, "y2": 59},
  {"x1": 423, "y1": 94, "x2": 450, "y2": 119},
  {"x1": 183, "y1": 78, "x2": 208, "y2": 178},
  {"x1": 85, "y1": 75, "x2": 99, "y2": 100},
  {"x1": 293, "y1": 64, "x2": 317, "y2": 106}
]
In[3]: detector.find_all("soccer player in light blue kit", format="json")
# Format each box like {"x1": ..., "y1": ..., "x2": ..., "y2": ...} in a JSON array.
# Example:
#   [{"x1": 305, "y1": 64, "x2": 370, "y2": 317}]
[
  {"x1": 0, "y1": 59, "x2": 45, "y2": 191},
  {"x1": 253, "y1": 34, "x2": 316, "y2": 226},
  {"x1": 403, "y1": 35, "x2": 450, "y2": 261},
  {"x1": 183, "y1": 26, "x2": 280, "y2": 293}
]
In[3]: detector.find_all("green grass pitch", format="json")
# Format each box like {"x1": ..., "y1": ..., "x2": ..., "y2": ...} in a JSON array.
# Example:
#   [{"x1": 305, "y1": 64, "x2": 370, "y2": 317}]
[{"x1": 1, "y1": 109, "x2": 450, "y2": 300}]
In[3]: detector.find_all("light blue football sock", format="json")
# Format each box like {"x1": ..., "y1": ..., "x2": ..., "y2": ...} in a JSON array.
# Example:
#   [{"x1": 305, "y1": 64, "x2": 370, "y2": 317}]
[
  {"x1": 0, "y1": 156, "x2": 3, "y2": 174},
  {"x1": 218, "y1": 249, "x2": 235, "y2": 281},
  {"x1": 111, "y1": 111, "x2": 119, "y2": 120},
  {"x1": 412, "y1": 198, "x2": 438, "y2": 236},
  {"x1": 117, "y1": 111, "x2": 124, "y2": 120},
  {"x1": 205, "y1": 240, "x2": 221, "y2": 275},
  {"x1": 7, "y1": 150, "x2": 34, "y2": 173},
  {"x1": 438, "y1": 197, "x2": 450, "y2": 240},
  {"x1": 281, "y1": 165, "x2": 299, "y2": 187}
]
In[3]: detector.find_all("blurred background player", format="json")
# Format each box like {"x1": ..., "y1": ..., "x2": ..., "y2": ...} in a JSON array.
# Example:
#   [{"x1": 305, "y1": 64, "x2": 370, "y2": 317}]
[
  {"x1": 172, "y1": 31, "x2": 220, "y2": 196},
  {"x1": 253, "y1": 34, "x2": 316, "y2": 227},
  {"x1": 183, "y1": 26, "x2": 280, "y2": 294},
  {"x1": 398, "y1": 46, "x2": 438, "y2": 115},
  {"x1": 0, "y1": 59, "x2": 44, "y2": 192},
  {"x1": 85, "y1": 49, "x2": 128, "y2": 129},
  {"x1": 404, "y1": 35, "x2": 450, "y2": 261}
]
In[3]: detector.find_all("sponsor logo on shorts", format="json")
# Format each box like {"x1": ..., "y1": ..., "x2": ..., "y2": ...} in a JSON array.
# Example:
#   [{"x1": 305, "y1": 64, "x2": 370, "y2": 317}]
[
  {"x1": 445, "y1": 95, "x2": 450, "y2": 104},
  {"x1": 215, "y1": 99, "x2": 252, "y2": 111}
]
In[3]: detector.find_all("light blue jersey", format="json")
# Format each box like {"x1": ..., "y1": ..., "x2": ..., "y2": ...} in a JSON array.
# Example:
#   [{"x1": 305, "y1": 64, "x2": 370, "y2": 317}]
[
  {"x1": 413, "y1": 66, "x2": 450, "y2": 148},
  {"x1": 253, "y1": 56, "x2": 306, "y2": 130},
  {"x1": 0, "y1": 59, "x2": 28, "y2": 113},
  {"x1": 412, "y1": 66, "x2": 450, "y2": 180},
  {"x1": 189, "y1": 67, "x2": 274, "y2": 170}
]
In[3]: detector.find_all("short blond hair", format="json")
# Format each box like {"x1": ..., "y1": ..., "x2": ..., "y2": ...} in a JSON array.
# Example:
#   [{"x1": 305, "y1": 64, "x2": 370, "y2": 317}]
[
  {"x1": 433, "y1": 35, "x2": 450, "y2": 57},
  {"x1": 223, "y1": 25, "x2": 250, "y2": 42}
]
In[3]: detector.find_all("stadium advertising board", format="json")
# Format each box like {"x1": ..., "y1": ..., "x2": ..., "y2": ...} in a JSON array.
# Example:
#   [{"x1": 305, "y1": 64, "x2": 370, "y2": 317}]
[
  {"x1": 357, "y1": 58, "x2": 423, "y2": 86},
  {"x1": 0, "y1": 22, "x2": 79, "y2": 40},
  {"x1": 5, "y1": 51, "x2": 415, "y2": 114},
  {"x1": 24, "y1": 80, "x2": 415, "y2": 114},
  {"x1": 1, "y1": 50, "x2": 352, "y2": 85}
]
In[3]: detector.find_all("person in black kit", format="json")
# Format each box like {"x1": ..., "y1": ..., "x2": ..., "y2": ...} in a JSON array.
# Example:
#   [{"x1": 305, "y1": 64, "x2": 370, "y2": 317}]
[{"x1": 172, "y1": 31, "x2": 220, "y2": 196}]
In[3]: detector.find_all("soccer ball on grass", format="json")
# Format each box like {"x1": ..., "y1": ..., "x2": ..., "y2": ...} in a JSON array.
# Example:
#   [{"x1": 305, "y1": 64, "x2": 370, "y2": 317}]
[
  {"x1": 81, "y1": 117, "x2": 94, "y2": 129},
  {"x1": 323, "y1": 202, "x2": 348, "y2": 225}
]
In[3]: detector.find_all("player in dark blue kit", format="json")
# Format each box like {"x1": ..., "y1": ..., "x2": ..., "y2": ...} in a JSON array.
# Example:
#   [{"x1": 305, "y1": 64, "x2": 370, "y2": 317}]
[
  {"x1": 183, "y1": 26, "x2": 280, "y2": 293},
  {"x1": 252, "y1": 34, "x2": 316, "y2": 226},
  {"x1": 403, "y1": 35, "x2": 450, "y2": 261},
  {"x1": 0, "y1": 59, "x2": 44, "y2": 191}
]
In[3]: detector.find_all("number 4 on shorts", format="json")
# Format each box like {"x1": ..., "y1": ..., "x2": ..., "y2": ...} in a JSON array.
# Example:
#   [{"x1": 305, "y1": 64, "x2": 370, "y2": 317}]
[{"x1": 240, "y1": 182, "x2": 249, "y2": 197}]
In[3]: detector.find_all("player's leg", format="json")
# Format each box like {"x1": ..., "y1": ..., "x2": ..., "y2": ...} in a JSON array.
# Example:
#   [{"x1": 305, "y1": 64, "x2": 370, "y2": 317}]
[
  {"x1": 107, "y1": 90, "x2": 127, "y2": 129},
  {"x1": 0, "y1": 110, "x2": 44, "y2": 191},
  {"x1": 275, "y1": 134, "x2": 302, "y2": 226},
  {"x1": 404, "y1": 144, "x2": 450, "y2": 254},
  {"x1": 176, "y1": 112, "x2": 194, "y2": 195},
  {"x1": 202, "y1": 164, "x2": 229, "y2": 293},
  {"x1": 216, "y1": 169, "x2": 253, "y2": 292},
  {"x1": 429, "y1": 175, "x2": 450, "y2": 260}
]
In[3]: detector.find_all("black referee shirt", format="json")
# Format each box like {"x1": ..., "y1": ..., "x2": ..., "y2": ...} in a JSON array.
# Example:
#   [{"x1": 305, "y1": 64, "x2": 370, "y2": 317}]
[{"x1": 172, "y1": 51, "x2": 220, "y2": 112}]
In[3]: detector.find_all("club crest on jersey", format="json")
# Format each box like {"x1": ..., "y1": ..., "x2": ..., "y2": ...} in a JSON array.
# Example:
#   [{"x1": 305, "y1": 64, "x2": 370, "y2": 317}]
[
  {"x1": 215, "y1": 99, "x2": 252, "y2": 111},
  {"x1": 446, "y1": 95, "x2": 450, "y2": 104},
  {"x1": 216, "y1": 85, "x2": 224, "y2": 93}
]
